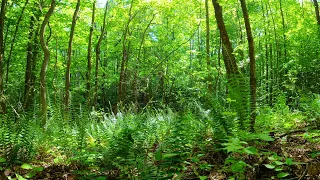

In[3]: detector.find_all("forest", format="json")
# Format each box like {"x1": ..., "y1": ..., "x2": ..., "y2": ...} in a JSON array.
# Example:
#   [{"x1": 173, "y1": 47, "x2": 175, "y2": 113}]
[{"x1": 0, "y1": 0, "x2": 319, "y2": 179}]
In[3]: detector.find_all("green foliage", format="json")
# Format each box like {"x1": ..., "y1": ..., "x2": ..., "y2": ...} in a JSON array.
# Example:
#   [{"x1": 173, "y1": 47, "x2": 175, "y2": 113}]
[{"x1": 0, "y1": 115, "x2": 34, "y2": 165}]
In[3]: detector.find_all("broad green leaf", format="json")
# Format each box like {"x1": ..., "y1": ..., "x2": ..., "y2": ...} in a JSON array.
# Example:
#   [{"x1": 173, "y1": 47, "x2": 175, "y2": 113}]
[
  {"x1": 277, "y1": 172, "x2": 290, "y2": 178},
  {"x1": 264, "y1": 164, "x2": 275, "y2": 169},
  {"x1": 16, "y1": 174, "x2": 27, "y2": 180},
  {"x1": 163, "y1": 153, "x2": 179, "y2": 159},
  {"x1": 155, "y1": 149, "x2": 162, "y2": 161},
  {"x1": 257, "y1": 134, "x2": 275, "y2": 141},
  {"x1": 275, "y1": 168, "x2": 283, "y2": 171},
  {"x1": 199, "y1": 176, "x2": 207, "y2": 180},
  {"x1": 0, "y1": 157, "x2": 6, "y2": 163},
  {"x1": 244, "y1": 147, "x2": 257, "y2": 155},
  {"x1": 21, "y1": 163, "x2": 33, "y2": 170},
  {"x1": 33, "y1": 166, "x2": 44, "y2": 172},
  {"x1": 25, "y1": 171, "x2": 37, "y2": 178},
  {"x1": 274, "y1": 161, "x2": 284, "y2": 165},
  {"x1": 231, "y1": 161, "x2": 246, "y2": 172},
  {"x1": 285, "y1": 158, "x2": 293, "y2": 165},
  {"x1": 54, "y1": 157, "x2": 63, "y2": 164},
  {"x1": 94, "y1": 177, "x2": 107, "y2": 180}
]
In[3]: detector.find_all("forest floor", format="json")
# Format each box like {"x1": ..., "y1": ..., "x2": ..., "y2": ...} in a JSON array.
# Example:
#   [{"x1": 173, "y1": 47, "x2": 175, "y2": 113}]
[{"x1": 3, "y1": 128, "x2": 319, "y2": 180}]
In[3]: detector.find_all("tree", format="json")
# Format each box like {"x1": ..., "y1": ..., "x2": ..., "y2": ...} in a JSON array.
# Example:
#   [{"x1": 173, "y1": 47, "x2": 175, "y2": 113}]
[
  {"x1": 313, "y1": 0, "x2": 320, "y2": 26},
  {"x1": 39, "y1": 0, "x2": 56, "y2": 127},
  {"x1": 0, "y1": 0, "x2": 7, "y2": 114},
  {"x1": 5, "y1": 0, "x2": 29, "y2": 85},
  {"x1": 117, "y1": 0, "x2": 135, "y2": 112},
  {"x1": 205, "y1": 0, "x2": 213, "y2": 93},
  {"x1": 94, "y1": 1, "x2": 108, "y2": 108},
  {"x1": 239, "y1": 0, "x2": 257, "y2": 132},
  {"x1": 65, "y1": 0, "x2": 81, "y2": 114},
  {"x1": 212, "y1": 0, "x2": 249, "y2": 128},
  {"x1": 86, "y1": 1, "x2": 96, "y2": 109},
  {"x1": 24, "y1": 2, "x2": 41, "y2": 111}
]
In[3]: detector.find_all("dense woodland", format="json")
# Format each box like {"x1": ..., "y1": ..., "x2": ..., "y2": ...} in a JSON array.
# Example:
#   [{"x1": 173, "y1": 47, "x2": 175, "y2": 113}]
[{"x1": 0, "y1": 0, "x2": 319, "y2": 179}]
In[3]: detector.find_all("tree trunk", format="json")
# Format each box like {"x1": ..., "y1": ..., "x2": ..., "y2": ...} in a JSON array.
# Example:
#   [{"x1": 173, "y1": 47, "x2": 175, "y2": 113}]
[
  {"x1": 239, "y1": 0, "x2": 257, "y2": 132},
  {"x1": 0, "y1": 0, "x2": 7, "y2": 114},
  {"x1": 86, "y1": 1, "x2": 96, "y2": 109},
  {"x1": 24, "y1": 6, "x2": 40, "y2": 111},
  {"x1": 212, "y1": 0, "x2": 249, "y2": 128},
  {"x1": 134, "y1": 15, "x2": 155, "y2": 110},
  {"x1": 117, "y1": 0, "x2": 134, "y2": 112},
  {"x1": 313, "y1": 0, "x2": 320, "y2": 26},
  {"x1": 205, "y1": 0, "x2": 213, "y2": 93},
  {"x1": 65, "y1": 0, "x2": 81, "y2": 115},
  {"x1": 5, "y1": 0, "x2": 29, "y2": 85},
  {"x1": 94, "y1": 1, "x2": 108, "y2": 108},
  {"x1": 39, "y1": 0, "x2": 56, "y2": 127}
]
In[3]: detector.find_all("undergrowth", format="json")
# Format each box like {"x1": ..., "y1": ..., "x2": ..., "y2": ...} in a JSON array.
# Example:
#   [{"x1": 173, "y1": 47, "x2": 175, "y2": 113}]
[{"x1": 0, "y1": 95, "x2": 319, "y2": 179}]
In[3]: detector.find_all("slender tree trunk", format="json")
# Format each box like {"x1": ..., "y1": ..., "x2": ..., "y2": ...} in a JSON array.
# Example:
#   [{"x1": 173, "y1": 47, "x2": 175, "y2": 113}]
[
  {"x1": 239, "y1": 0, "x2": 257, "y2": 132},
  {"x1": 279, "y1": 0, "x2": 287, "y2": 79},
  {"x1": 24, "y1": 7, "x2": 40, "y2": 111},
  {"x1": 5, "y1": 0, "x2": 29, "y2": 85},
  {"x1": 212, "y1": 0, "x2": 250, "y2": 128},
  {"x1": 94, "y1": 2, "x2": 108, "y2": 108},
  {"x1": 313, "y1": 0, "x2": 320, "y2": 26},
  {"x1": 212, "y1": 0, "x2": 239, "y2": 76},
  {"x1": 0, "y1": 0, "x2": 7, "y2": 114},
  {"x1": 117, "y1": 0, "x2": 134, "y2": 111},
  {"x1": 53, "y1": 38, "x2": 58, "y2": 105},
  {"x1": 86, "y1": 1, "x2": 96, "y2": 109},
  {"x1": 65, "y1": 0, "x2": 81, "y2": 115},
  {"x1": 134, "y1": 15, "x2": 155, "y2": 110},
  {"x1": 205, "y1": 0, "x2": 213, "y2": 93},
  {"x1": 39, "y1": 0, "x2": 56, "y2": 127}
]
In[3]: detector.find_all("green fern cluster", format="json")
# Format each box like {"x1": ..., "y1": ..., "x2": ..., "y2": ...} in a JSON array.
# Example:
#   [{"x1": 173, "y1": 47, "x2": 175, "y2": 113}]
[{"x1": 0, "y1": 115, "x2": 34, "y2": 165}]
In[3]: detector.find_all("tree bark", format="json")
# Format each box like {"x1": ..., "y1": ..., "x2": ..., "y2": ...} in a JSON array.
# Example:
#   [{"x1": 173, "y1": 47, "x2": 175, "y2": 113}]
[
  {"x1": 313, "y1": 0, "x2": 320, "y2": 26},
  {"x1": 94, "y1": 1, "x2": 108, "y2": 108},
  {"x1": 239, "y1": 0, "x2": 257, "y2": 132},
  {"x1": 117, "y1": 0, "x2": 134, "y2": 112},
  {"x1": 5, "y1": 0, "x2": 29, "y2": 85},
  {"x1": 39, "y1": 0, "x2": 56, "y2": 127},
  {"x1": 0, "y1": 0, "x2": 7, "y2": 114},
  {"x1": 134, "y1": 15, "x2": 155, "y2": 110},
  {"x1": 24, "y1": 5, "x2": 40, "y2": 111},
  {"x1": 86, "y1": 1, "x2": 96, "y2": 109},
  {"x1": 205, "y1": 0, "x2": 213, "y2": 93},
  {"x1": 65, "y1": 0, "x2": 81, "y2": 115},
  {"x1": 212, "y1": 0, "x2": 249, "y2": 128}
]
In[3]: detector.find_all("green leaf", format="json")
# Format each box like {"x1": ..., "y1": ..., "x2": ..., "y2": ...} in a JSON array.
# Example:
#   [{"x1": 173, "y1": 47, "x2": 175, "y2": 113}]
[
  {"x1": 0, "y1": 157, "x2": 6, "y2": 163},
  {"x1": 231, "y1": 161, "x2": 246, "y2": 172},
  {"x1": 25, "y1": 171, "x2": 37, "y2": 178},
  {"x1": 54, "y1": 157, "x2": 63, "y2": 164},
  {"x1": 277, "y1": 172, "x2": 290, "y2": 178},
  {"x1": 163, "y1": 153, "x2": 179, "y2": 159},
  {"x1": 199, "y1": 176, "x2": 207, "y2": 180},
  {"x1": 16, "y1": 174, "x2": 27, "y2": 180},
  {"x1": 244, "y1": 147, "x2": 257, "y2": 155},
  {"x1": 264, "y1": 164, "x2": 275, "y2": 169},
  {"x1": 33, "y1": 166, "x2": 44, "y2": 172},
  {"x1": 275, "y1": 168, "x2": 283, "y2": 171},
  {"x1": 94, "y1": 177, "x2": 107, "y2": 180},
  {"x1": 21, "y1": 163, "x2": 33, "y2": 170},
  {"x1": 285, "y1": 158, "x2": 293, "y2": 165},
  {"x1": 257, "y1": 134, "x2": 275, "y2": 141},
  {"x1": 155, "y1": 149, "x2": 162, "y2": 161},
  {"x1": 274, "y1": 161, "x2": 284, "y2": 165}
]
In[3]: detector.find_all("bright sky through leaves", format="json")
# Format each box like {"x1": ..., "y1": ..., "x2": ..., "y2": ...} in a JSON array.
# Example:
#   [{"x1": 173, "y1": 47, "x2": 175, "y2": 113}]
[{"x1": 97, "y1": 0, "x2": 107, "y2": 8}]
